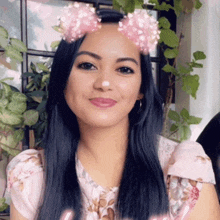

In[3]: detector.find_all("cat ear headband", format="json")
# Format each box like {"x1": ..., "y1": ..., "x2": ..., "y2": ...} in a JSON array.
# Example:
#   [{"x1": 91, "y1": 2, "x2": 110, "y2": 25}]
[{"x1": 58, "y1": 2, "x2": 160, "y2": 55}]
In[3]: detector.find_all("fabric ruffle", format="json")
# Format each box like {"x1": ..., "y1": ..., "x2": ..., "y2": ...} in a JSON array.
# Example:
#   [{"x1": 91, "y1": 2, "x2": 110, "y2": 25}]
[
  {"x1": 6, "y1": 149, "x2": 45, "y2": 219},
  {"x1": 157, "y1": 137, "x2": 216, "y2": 219},
  {"x1": 166, "y1": 140, "x2": 215, "y2": 184}
]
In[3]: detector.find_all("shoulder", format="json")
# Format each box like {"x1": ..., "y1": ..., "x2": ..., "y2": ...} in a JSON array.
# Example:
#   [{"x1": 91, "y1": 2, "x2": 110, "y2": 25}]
[
  {"x1": 167, "y1": 139, "x2": 215, "y2": 184},
  {"x1": 6, "y1": 149, "x2": 45, "y2": 219},
  {"x1": 157, "y1": 135, "x2": 178, "y2": 170},
  {"x1": 158, "y1": 136, "x2": 215, "y2": 184},
  {"x1": 157, "y1": 136, "x2": 218, "y2": 219},
  {"x1": 6, "y1": 149, "x2": 44, "y2": 192}
]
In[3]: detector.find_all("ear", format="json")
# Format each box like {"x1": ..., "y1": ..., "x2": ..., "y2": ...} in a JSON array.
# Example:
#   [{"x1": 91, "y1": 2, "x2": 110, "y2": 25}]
[{"x1": 137, "y1": 93, "x2": 144, "y2": 100}]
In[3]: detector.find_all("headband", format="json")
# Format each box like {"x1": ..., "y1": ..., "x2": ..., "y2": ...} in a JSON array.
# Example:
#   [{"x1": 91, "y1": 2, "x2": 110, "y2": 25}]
[{"x1": 58, "y1": 2, "x2": 160, "y2": 55}]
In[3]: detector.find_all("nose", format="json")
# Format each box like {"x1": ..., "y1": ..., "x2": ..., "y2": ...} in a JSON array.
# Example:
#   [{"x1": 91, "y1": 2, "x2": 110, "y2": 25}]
[{"x1": 93, "y1": 73, "x2": 112, "y2": 92}]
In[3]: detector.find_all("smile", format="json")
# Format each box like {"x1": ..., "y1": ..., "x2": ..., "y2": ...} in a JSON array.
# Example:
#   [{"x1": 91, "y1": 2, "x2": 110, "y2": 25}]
[{"x1": 90, "y1": 98, "x2": 117, "y2": 109}]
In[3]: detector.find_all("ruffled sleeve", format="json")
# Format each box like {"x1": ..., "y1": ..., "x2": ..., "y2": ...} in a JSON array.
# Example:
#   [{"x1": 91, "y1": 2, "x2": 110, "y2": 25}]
[
  {"x1": 5, "y1": 149, "x2": 45, "y2": 220},
  {"x1": 158, "y1": 137, "x2": 216, "y2": 219},
  {"x1": 167, "y1": 140, "x2": 215, "y2": 184}
]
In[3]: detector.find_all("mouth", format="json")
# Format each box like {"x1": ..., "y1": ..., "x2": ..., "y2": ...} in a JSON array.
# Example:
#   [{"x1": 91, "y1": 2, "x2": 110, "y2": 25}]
[{"x1": 90, "y1": 98, "x2": 117, "y2": 109}]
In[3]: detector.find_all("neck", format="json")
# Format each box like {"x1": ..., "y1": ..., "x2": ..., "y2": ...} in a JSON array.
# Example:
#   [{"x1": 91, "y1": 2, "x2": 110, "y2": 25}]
[{"x1": 77, "y1": 119, "x2": 129, "y2": 165}]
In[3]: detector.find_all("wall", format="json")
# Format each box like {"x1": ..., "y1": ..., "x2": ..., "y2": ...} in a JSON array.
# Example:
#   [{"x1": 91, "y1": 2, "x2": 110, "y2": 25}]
[{"x1": 176, "y1": 0, "x2": 220, "y2": 141}]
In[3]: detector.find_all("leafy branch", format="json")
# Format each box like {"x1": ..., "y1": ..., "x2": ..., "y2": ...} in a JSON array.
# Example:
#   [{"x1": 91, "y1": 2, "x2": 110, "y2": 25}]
[
  {"x1": 22, "y1": 62, "x2": 51, "y2": 148},
  {"x1": 112, "y1": 0, "x2": 205, "y2": 141},
  {"x1": 0, "y1": 26, "x2": 27, "y2": 69},
  {"x1": 0, "y1": 78, "x2": 39, "y2": 158}
]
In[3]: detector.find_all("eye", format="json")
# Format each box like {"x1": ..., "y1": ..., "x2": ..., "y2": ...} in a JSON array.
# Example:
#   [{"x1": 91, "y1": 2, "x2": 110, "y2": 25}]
[
  {"x1": 77, "y1": 62, "x2": 96, "y2": 70},
  {"x1": 117, "y1": 66, "x2": 134, "y2": 74}
]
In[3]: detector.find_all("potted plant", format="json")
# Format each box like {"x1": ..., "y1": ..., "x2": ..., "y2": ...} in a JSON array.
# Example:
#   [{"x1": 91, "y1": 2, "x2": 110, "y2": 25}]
[{"x1": 0, "y1": 78, "x2": 39, "y2": 213}]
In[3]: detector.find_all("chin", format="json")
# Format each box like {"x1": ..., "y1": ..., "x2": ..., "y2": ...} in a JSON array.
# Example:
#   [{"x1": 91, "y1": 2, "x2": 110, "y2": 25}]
[{"x1": 78, "y1": 112, "x2": 128, "y2": 128}]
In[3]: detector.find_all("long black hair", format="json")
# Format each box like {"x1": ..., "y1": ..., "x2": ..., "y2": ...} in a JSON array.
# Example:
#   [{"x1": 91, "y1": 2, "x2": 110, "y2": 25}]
[{"x1": 36, "y1": 8, "x2": 169, "y2": 220}]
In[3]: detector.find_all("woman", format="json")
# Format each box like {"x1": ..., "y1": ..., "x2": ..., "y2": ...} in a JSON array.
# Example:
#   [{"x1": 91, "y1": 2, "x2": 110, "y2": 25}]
[{"x1": 6, "y1": 3, "x2": 220, "y2": 220}]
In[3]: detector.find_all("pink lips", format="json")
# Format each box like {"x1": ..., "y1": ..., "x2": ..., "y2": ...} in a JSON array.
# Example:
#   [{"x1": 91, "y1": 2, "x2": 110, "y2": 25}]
[{"x1": 90, "y1": 98, "x2": 117, "y2": 109}]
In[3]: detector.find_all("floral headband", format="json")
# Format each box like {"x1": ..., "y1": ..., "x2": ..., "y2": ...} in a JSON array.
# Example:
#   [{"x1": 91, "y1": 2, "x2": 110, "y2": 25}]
[{"x1": 58, "y1": 2, "x2": 160, "y2": 55}]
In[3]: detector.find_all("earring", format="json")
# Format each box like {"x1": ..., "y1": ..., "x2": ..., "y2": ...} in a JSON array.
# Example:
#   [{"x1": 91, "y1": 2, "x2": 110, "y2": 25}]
[
  {"x1": 138, "y1": 99, "x2": 142, "y2": 114},
  {"x1": 102, "y1": 81, "x2": 110, "y2": 87},
  {"x1": 139, "y1": 99, "x2": 142, "y2": 108}
]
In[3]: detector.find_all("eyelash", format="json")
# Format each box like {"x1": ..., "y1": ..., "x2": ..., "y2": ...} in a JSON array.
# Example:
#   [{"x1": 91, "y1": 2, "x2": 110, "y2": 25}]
[{"x1": 77, "y1": 62, "x2": 134, "y2": 74}]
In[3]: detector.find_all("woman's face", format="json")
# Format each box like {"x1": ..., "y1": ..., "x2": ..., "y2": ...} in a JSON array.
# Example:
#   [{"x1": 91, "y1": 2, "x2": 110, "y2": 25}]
[{"x1": 64, "y1": 24, "x2": 143, "y2": 128}]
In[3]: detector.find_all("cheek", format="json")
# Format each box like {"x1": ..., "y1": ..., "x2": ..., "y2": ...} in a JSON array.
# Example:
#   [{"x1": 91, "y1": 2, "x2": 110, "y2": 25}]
[
  {"x1": 65, "y1": 74, "x2": 92, "y2": 96},
  {"x1": 64, "y1": 76, "x2": 80, "y2": 106},
  {"x1": 118, "y1": 78, "x2": 142, "y2": 99}
]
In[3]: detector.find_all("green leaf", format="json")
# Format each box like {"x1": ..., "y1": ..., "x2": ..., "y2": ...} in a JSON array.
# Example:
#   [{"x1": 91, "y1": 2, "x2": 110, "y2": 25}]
[
  {"x1": 0, "y1": 142, "x2": 21, "y2": 157},
  {"x1": 32, "y1": 96, "x2": 42, "y2": 103},
  {"x1": 50, "y1": 40, "x2": 60, "y2": 49},
  {"x1": 0, "y1": 89, "x2": 3, "y2": 98},
  {"x1": 10, "y1": 85, "x2": 20, "y2": 93},
  {"x1": 191, "y1": 62, "x2": 203, "y2": 68},
  {"x1": 162, "y1": 64, "x2": 176, "y2": 73},
  {"x1": 158, "y1": 17, "x2": 171, "y2": 29},
  {"x1": 52, "y1": 25, "x2": 63, "y2": 33},
  {"x1": 149, "y1": 0, "x2": 159, "y2": 5},
  {"x1": 115, "y1": 0, "x2": 126, "y2": 7},
  {"x1": 23, "y1": 110, "x2": 39, "y2": 126},
  {"x1": 0, "y1": 26, "x2": 8, "y2": 38},
  {"x1": 42, "y1": 73, "x2": 50, "y2": 84},
  {"x1": 170, "y1": 123, "x2": 178, "y2": 132},
  {"x1": 182, "y1": 74, "x2": 199, "y2": 99},
  {"x1": 0, "y1": 197, "x2": 9, "y2": 212},
  {"x1": 188, "y1": 115, "x2": 202, "y2": 125},
  {"x1": 135, "y1": 0, "x2": 144, "y2": 9},
  {"x1": 36, "y1": 100, "x2": 47, "y2": 112},
  {"x1": 180, "y1": 125, "x2": 191, "y2": 141},
  {"x1": 30, "y1": 62, "x2": 37, "y2": 72},
  {"x1": 26, "y1": 80, "x2": 34, "y2": 90},
  {"x1": 174, "y1": 0, "x2": 183, "y2": 16},
  {"x1": 13, "y1": 129, "x2": 24, "y2": 142},
  {"x1": 160, "y1": 29, "x2": 179, "y2": 48},
  {"x1": 168, "y1": 110, "x2": 180, "y2": 122},
  {"x1": 5, "y1": 45, "x2": 23, "y2": 62},
  {"x1": 195, "y1": 0, "x2": 202, "y2": 9},
  {"x1": 113, "y1": 0, "x2": 121, "y2": 10},
  {"x1": 124, "y1": 0, "x2": 135, "y2": 13},
  {"x1": 0, "y1": 109, "x2": 23, "y2": 125},
  {"x1": 33, "y1": 74, "x2": 42, "y2": 88},
  {"x1": 164, "y1": 48, "x2": 179, "y2": 59},
  {"x1": 154, "y1": 2, "x2": 173, "y2": 11},
  {"x1": 0, "y1": 77, "x2": 13, "y2": 83},
  {"x1": 178, "y1": 65, "x2": 191, "y2": 74},
  {"x1": 37, "y1": 63, "x2": 50, "y2": 72},
  {"x1": 0, "y1": 35, "x2": 8, "y2": 48},
  {"x1": 10, "y1": 38, "x2": 27, "y2": 52},
  {"x1": 11, "y1": 92, "x2": 27, "y2": 102},
  {"x1": 0, "y1": 99, "x2": 8, "y2": 109},
  {"x1": 193, "y1": 51, "x2": 206, "y2": 60},
  {"x1": 0, "y1": 90, "x2": 3, "y2": 99},
  {"x1": 8, "y1": 101, "x2": 27, "y2": 114},
  {"x1": 180, "y1": 108, "x2": 189, "y2": 121},
  {"x1": 23, "y1": 72, "x2": 35, "y2": 77},
  {"x1": 1, "y1": 82, "x2": 12, "y2": 98},
  {"x1": 0, "y1": 121, "x2": 13, "y2": 132},
  {"x1": 1, "y1": 131, "x2": 16, "y2": 149}
]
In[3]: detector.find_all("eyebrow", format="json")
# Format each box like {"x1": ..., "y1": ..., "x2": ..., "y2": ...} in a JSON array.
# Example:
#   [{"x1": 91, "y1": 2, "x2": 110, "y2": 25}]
[{"x1": 76, "y1": 51, "x2": 139, "y2": 66}]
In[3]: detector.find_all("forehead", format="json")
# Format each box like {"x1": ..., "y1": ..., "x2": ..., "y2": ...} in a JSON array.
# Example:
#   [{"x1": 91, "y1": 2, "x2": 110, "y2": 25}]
[{"x1": 78, "y1": 24, "x2": 140, "y2": 61}]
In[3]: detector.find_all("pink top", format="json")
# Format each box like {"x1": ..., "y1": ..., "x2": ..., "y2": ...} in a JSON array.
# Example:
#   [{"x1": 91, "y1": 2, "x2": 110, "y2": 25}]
[{"x1": 6, "y1": 136, "x2": 216, "y2": 220}]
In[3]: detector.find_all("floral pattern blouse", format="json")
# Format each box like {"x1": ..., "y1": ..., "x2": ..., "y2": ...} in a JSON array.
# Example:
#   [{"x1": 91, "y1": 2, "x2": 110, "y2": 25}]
[{"x1": 5, "y1": 136, "x2": 216, "y2": 220}]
